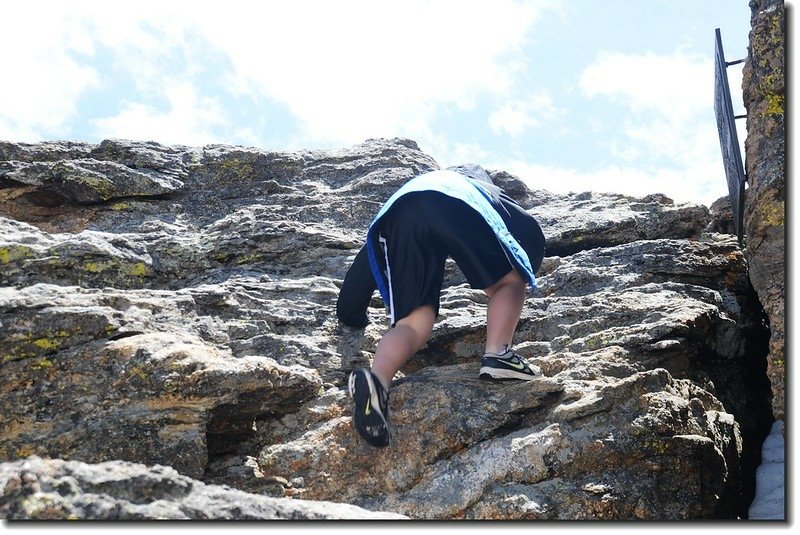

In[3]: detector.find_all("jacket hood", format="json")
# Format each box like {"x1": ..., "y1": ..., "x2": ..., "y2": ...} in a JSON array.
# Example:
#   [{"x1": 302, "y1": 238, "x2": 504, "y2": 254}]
[{"x1": 446, "y1": 163, "x2": 494, "y2": 185}]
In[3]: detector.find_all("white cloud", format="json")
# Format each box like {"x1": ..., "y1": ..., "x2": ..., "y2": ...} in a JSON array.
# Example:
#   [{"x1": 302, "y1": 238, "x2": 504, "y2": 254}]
[
  {"x1": 179, "y1": 0, "x2": 557, "y2": 145},
  {"x1": 2, "y1": 0, "x2": 562, "y2": 149},
  {"x1": 726, "y1": 63, "x2": 748, "y2": 160},
  {"x1": 0, "y1": 4, "x2": 99, "y2": 141},
  {"x1": 499, "y1": 159, "x2": 725, "y2": 207},
  {"x1": 0, "y1": 1, "x2": 241, "y2": 145},
  {"x1": 489, "y1": 90, "x2": 558, "y2": 136},
  {"x1": 423, "y1": 137, "x2": 493, "y2": 170},
  {"x1": 92, "y1": 83, "x2": 226, "y2": 146},
  {"x1": 579, "y1": 50, "x2": 711, "y2": 121},
  {"x1": 569, "y1": 49, "x2": 733, "y2": 205}
]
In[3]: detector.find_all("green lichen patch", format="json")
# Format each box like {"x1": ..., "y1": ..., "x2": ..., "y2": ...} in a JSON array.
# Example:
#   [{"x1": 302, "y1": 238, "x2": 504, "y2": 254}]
[
  {"x1": 72, "y1": 172, "x2": 115, "y2": 201},
  {"x1": 79, "y1": 259, "x2": 150, "y2": 280},
  {"x1": 127, "y1": 365, "x2": 151, "y2": 382},
  {"x1": 84, "y1": 261, "x2": 114, "y2": 273},
  {"x1": 129, "y1": 262, "x2": 148, "y2": 277},
  {"x1": 643, "y1": 437, "x2": 670, "y2": 455},
  {"x1": 760, "y1": 72, "x2": 783, "y2": 96},
  {"x1": 32, "y1": 338, "x2": 61, "y2": 351},
  {"x1": 580, "y1": 333, "x2": 613, "y2": 351},
  {"x1": 217, "y1": 157, "x2": 256, "y2": 179},
  {"x1": 2, "y1": 329, "x2": 76, "y2": 363},
  {"x1": 235, "y1": 252, "x2": 263, "y2": 265},
  {"x1": 0, "y1": 245, "x2": 33, "y2": 264},
  {"x1": 764, "y1": 94, "x2": 784, "y2": 116},
  {"x1": 759, "y1": 200, "x2": 785, "y2": 227},
  {"x1": 31, "y1": 357, "x2": 55, "y2": 371}
]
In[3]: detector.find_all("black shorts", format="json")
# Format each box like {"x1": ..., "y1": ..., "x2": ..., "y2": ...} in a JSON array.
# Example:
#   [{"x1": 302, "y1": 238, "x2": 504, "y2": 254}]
[{"x1": 372, "y1": 191, "x2": 515, "y2": 325}]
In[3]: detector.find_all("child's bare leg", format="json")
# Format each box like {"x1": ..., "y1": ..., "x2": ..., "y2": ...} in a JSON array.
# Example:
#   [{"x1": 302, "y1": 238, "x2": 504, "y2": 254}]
[
  {"x1": 483, "y1": 269, "x2": 526, "y2": 354},
  {"x1": 371, "y1": 305, "x2": 436, "y2": 389}
]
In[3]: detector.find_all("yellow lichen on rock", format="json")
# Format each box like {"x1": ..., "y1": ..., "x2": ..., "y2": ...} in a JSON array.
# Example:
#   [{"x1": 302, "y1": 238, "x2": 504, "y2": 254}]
[
  {"x1": 0, "y1": 245, "x2": 32, "y2": 264},
  {"x1": 32, "y1": 339, "x2": 61, "y2": 351},
  {"x1": 31, "y1": 358, "x2": 54, "y2": 371},
  {"x1": 129, "y1": 262, "x2": 148, "y2": 277},
  {"x1": 759, "y1": 200, "x2": 785, "y2": 227},
  {"x1": 764, "y1": 94, "x2": 784, "y2": 116}
]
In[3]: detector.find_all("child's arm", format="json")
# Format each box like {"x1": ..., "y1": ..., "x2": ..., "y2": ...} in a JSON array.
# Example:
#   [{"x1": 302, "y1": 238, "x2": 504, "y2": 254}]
[{"x1": 336, "y1": 245, "x2": 376, "y2": 328}]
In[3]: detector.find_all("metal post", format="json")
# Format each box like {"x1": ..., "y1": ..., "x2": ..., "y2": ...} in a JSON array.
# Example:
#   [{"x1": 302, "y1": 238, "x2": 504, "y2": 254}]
[{"x1": 714, "y1": 28, "x2": 748, "y2": 246}]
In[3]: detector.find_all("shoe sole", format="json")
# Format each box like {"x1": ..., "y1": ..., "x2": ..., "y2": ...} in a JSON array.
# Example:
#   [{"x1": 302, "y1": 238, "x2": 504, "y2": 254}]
[
  {"x1": 348, "y1": 370, "x2": 390, "y2": 448},
  {"x1": 479, "y1": 365, "x2": 542, "y2": 381}
]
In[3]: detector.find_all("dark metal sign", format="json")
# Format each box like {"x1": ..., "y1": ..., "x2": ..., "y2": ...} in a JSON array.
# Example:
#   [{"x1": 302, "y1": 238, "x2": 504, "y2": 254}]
[{"x1": 714, "y1": 28, "x2": 747, "y2": 245}]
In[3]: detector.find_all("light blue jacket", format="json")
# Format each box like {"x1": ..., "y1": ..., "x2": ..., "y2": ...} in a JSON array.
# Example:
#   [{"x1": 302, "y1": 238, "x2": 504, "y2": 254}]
[{"x1": 365, "y1": 169, "x2": 536, "y2": 304}]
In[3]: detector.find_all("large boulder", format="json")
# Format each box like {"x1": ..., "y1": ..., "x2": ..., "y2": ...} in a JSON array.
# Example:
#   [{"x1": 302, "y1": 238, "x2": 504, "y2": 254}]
[
  {"x1": 0, "y1": 137, "x2": 772, "y2": 519},
  {"x1": 0, "y1": 284, "x2": 322, "y2": 479},
  {"x1": 0, "y1": 456, "x2": 405, "y2": 519},
  {"x1": 742, "y1": 0, "x2": 785, "y2": 420},
  {"x1": 246, "y1": 234, "x2": 762, "y2": 519},
  {"x1": 255, "y1": 365, "x2": 739, "y2": 519},
  {"x1": 527, "y1": 191, "x2": 710, "y2": 257}
]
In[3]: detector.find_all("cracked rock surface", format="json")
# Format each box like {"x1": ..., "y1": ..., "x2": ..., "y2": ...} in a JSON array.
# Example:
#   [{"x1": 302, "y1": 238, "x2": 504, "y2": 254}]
[{"x1": 0, "y1": 137, "x2": 771, "y2": 519}]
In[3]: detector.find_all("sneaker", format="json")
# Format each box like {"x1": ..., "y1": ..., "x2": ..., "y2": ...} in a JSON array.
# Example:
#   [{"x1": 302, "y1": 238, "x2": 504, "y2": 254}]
[
  {"x1": 479, "y1": 346, "x2": 542, "y2": 381},
  {"x1": 348, "y1": 368, "x2": 391, "y2": 447}
]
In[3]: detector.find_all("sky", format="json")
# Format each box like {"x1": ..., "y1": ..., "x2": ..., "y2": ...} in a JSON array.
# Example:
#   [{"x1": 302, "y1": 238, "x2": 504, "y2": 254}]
[{"x1": 0, "y1": 0, "x2": 758, "y2": 206}]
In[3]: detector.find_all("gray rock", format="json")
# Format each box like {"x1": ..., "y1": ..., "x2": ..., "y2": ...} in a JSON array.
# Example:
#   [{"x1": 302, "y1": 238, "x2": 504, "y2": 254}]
[
  {"x1": 90, "y1": 138, "x2": 193, "y2": 182},
  {"x1": 256, "y1": 365, "x2": 740, "y2": 520},
  {"x1": 0, "y1": 161, "x2": 53, "y2": 186},
  {"x1": 529, "y1": 191, "x2": 710, "y2": 256},
  {"x1": 0, "y1": 456, "x2": 406, "y2": 519},
  {"x1": 742, "y1": 0, "x2": 786, "y2": 420},
  {"x1": 706, "y1": 196, "x2": 736, "y2": 235},
  {"x1": 0, "y1": 136, "x2": 772, "y2": 520},
  {"x1": 0, "y1": 140, "x2": 95, "y2": 162},
  {"x1": 47, "y1": 159, "x2": 184, "y2": 203},
  {"x1": 0, "y1": 283, "x2": 323, "y2": 479},
  {"x1": 252, "y1": 235, "x2": 760, "y2": 519},
  {"x1": 0, "y1": 216, "x2": 154, "y2": 288}
]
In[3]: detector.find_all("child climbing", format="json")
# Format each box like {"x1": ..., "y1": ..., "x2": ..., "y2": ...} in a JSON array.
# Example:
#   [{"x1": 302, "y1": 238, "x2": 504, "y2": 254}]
[{"x1": 336, "y1": 164, "x2": 546, "y2": 447}]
